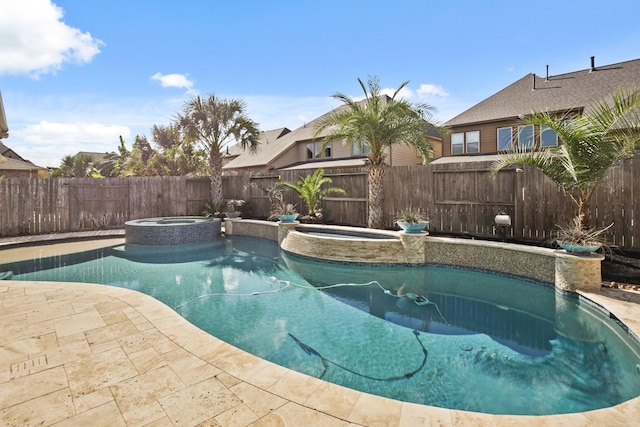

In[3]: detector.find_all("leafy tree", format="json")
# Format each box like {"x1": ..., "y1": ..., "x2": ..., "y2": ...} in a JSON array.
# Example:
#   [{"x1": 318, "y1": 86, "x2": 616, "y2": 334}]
[
  {"x1": 121, "y1": 135, "x2": 156, "y2": 176},
  {"x1": 492, "y1": 87, "x2": 640, "y2": 229},
  {"x1": 146, "y1": 125, "x2": 207, "y2": 176},
  {"x1": 314, "y1": 76, "x2": 437, "y2": 228},
  {"x1": 102, "y1": 136, "x2": 131, "y2": 177},
  {"x1": 104, "y1": 131, "x2": 206, "y2": 177},
  {"x1": 281, "y1": 168, "x2": 346, "y2": 218},
  {"x1": 151, "y1": 124, "x2": 181, "y2": 150},
  {"x1": 53, "y1": 153, "x2": 96, "y2": 177},
  {"x1": 177, "y1": 94, "x2": 260, "y2": 206}
]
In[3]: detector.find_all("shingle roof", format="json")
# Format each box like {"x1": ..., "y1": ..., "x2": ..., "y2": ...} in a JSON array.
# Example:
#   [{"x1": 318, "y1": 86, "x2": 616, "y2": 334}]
[
  {"x1": 1, "y1": 141, "x2": 43, "y2": 166},
  {"x1": 223, "y1": 96, "x2": 441, "y2": 170},
  {"x1": 223, "y1": 127, "x2": 290, "y2": 159},
  {"x1": 222, "y1": 106, "x2": 343, "y2": 170},
  {"x1": 74, "y1": 151, "x2": 110, "y2": 163},
  {"x1": 0, "y1": 155, "x2": 47, "y2": 171},
  {"x1": 445, "y1": 58, "x2": 640, "y2": 127},
  {"x1": 278, "y1": 157, "x2": 367, "y2": 171}
]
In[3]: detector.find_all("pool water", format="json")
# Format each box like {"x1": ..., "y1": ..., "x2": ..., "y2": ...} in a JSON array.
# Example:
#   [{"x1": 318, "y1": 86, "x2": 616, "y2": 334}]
[{"x1": 3, "y1": 237, "x2": 640, "y2": 415}]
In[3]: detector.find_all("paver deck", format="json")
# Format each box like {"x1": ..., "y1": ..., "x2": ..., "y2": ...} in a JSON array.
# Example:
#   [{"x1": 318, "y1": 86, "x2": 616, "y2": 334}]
[{"x1": 1, "y1": 233, "x2": 640, "y2": 426}]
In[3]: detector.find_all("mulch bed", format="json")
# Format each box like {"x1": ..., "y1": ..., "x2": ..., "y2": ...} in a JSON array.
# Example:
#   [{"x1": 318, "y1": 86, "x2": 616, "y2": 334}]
[{"x1": 601, "y1": 250, "x2": 640, "y2": 290}]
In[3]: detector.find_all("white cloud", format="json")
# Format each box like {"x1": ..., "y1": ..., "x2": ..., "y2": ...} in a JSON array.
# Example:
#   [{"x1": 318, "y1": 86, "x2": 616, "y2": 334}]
[
  {"x1": 16, "y1": 121, "x2": 130, "y2": 145},
  {"x1": 381, "y1": 86, "x2": 414, "y2": 100},
  {"x1": 347, "y1": 83, "x2": 447, "y2": 103},
  {"x1": 242, "y1": 95, "x2": 335, "y2": 131},
  {"x1": 416, "y1": 84, "x2": 449, "y2": 98},
  {"x1": 151, "y1": 73, "x2": 196, "y2": 92},
  {"x1": 0, "y1": 0, "x2": 103, "y2": 76},
  {"x1": 12, "y1": 121, "x2": 130, "y2": 167}
]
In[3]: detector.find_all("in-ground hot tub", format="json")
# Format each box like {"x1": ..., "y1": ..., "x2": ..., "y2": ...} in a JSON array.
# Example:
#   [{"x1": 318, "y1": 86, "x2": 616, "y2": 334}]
[{"x1": 125, "y1": 216, "x2": 221, "y2": 245}]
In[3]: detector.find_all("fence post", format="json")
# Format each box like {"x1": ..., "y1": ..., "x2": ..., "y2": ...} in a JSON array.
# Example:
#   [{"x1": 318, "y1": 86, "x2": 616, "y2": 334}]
[{"x1": 514, "y1": 167, "x2": 524, "y2": 238}]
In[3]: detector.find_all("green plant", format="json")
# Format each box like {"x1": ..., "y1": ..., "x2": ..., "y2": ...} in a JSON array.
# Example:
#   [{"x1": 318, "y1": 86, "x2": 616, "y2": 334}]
[
  {"x1": 313, "y1": 76, "x2": 438, "y2": 229},
  {"x1": 394, "y1": 205, "x2": 427, "y2": 224},
  {"x1": 274, "y1": 199, "x2": 297, "y2": 215},
  {"x1": 280, "y1": 168, "x2": 346, "y2": 217},
  {"x1": 226, "y1": 199, "x2": 246, "y2": 212},
  {"x1": 178, "y1": 94, "x2": 260, "y2": 207},
  {"x1": 244, "y1": 181, "x2": 288, "y2": 213},
  {"x1": 202, "y1": 201, "x2": 225, "y2": 217}
]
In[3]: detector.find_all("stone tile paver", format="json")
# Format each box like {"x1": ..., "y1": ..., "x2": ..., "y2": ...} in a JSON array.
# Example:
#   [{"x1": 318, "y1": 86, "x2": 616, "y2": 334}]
[{"x1": 157, "y1": 377, "x2": 241, "y2": 426}]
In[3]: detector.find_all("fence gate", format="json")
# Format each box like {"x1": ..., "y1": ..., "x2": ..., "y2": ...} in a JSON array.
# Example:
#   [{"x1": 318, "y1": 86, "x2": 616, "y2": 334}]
[{"x1": 68, "y1": 179, "x2": 130, "y2": 231}]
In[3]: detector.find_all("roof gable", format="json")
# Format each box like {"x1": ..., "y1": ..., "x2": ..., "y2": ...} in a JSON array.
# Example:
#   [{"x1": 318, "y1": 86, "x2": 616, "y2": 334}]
[
  {"x1": 0, "y1": 155, "x2": 47, "y2": 172},
  {"x1": 223, "y1": 127, "x2": 290, "y2": 159},
  {"x1": 223, "y1": 98, "x2": 396, "y2": 170},
  {"x1": 445, "y1": 58, "x2": 640, "y2": 127},
  {"x1": 222, "y1": 104, "x2": 350, "y2": 170}
]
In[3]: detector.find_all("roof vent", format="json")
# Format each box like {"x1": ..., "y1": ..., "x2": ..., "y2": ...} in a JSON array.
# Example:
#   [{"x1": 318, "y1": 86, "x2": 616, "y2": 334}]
[
  {"x1": 590, "y1": 56, "x2": 596, "y2": 73},
  {"x1": 531, "y1": 74, "x2": 536, "y2": 91},
  {"x1": 545, "y1": 65, "x2": 549, "y2": 82}
]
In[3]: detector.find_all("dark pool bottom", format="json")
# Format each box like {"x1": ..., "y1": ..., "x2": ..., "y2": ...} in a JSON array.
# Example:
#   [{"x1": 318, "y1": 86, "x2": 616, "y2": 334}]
[{"x1": 4, "y1": 237, "x2": 640, "y2": 415}]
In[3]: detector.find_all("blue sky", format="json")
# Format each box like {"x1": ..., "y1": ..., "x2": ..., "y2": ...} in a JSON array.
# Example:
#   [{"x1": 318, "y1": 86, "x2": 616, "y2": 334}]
[{"x1": 1, "y1": 0, "x2": 640, "y2": 168}]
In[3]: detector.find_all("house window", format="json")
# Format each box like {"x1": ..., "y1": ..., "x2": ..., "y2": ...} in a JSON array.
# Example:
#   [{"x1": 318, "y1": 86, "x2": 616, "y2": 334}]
[
  {"x1": 541, "y1": 125, "x2": 558, "y2": 147},
  {"x1": 497, "y1": 127, "x2": 513, "y2": 151},
  {"x1": 306, "y1": 142, "x2": 331, "y2": 159},
  {"x1": 499, "y1": 125, "x2": 557, "y2": 151},
  {"x1": 451, "y1": 133, "x2": 464, "y2": 154},
  {"x1": 352, "y1": 141, "x2": 371, "y2": 156},
  {"x1": 451, "y1": 131, "x2": 479, "y2": 154},
  {"x1": 466, "y1": 131, "x2": 479, "y2": 153},
  {"x1": 518, "y1": 125, "x2": 534, "y2": 149}
]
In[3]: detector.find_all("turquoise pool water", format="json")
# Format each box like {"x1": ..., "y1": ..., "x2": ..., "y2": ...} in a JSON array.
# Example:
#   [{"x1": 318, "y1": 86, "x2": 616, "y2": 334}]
[{"x1": 3, "y1": 237, "x2": 640, "y2": 415}]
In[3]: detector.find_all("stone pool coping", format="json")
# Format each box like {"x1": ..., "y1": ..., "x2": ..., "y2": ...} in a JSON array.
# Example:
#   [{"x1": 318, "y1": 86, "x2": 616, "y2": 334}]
[{"x1": 1, "y1": 233, "x2": 639, "y2": 425}]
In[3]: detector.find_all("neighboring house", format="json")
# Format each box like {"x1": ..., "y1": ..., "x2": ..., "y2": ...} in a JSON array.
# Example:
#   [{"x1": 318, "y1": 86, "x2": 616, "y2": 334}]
[
  {"x1": 440, "y1": 57, "x2": 640, "y2": 161},
  {"x1": 0, "y1": 93, "x2": 49, "y2": 178},
  {"x1": 0, "y1": 142, "x2": 49, "y2": 178},
  {"x1": 222, "y1": 127, "x2": 291, "y2": 169},
  {"x1": 223, "y1": 100, "x2": 442, "y2": 175},
  {"x1": 73, "y1": 151, "x2": 110, "y2": 164}
]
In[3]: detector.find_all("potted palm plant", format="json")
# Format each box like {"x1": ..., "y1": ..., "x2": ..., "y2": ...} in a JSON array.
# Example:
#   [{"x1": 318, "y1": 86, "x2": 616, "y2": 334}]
[
  {"x1": 274, "y1": 199, "x2": 299, "y2": 223},
  {"x1": 280, "y1": 168, "x2": 346, "y2": 223},
  {"x1": 395, "y1": 205, "x2": 429, "y2": 233},
  {"x1": 224, "y1": 199, "x2": 245, "y2": 219},
  {"x1": 555, "y1": 217, "x2": 612, "y2": 254}
]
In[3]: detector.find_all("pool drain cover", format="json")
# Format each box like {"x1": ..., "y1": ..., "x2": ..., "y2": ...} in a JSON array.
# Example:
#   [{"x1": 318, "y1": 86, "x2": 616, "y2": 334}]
[{"x1": 459, "y1": 343, "x2": 473, "y2": 352}]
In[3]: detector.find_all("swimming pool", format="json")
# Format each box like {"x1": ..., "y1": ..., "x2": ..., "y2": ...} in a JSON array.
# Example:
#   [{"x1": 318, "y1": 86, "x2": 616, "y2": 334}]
[{"x1": 3, "y1": 236, "x2": 640, "y2": 415}]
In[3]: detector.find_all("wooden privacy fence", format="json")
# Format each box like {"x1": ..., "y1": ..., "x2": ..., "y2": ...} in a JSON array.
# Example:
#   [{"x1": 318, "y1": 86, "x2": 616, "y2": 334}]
[
  {"x1": 0, "y1": 156, "x2": 638, "y2": 250},
  {"x1": 0, "y1": 177, "x2": 215, "y2": 236}
]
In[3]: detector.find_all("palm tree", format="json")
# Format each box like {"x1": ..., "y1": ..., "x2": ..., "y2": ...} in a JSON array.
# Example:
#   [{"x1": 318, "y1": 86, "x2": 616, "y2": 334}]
[
  {"x1": 281, "y1": 168, "x2": 346, "y2": 218},
  {"x1": 314, "y1": 76, "x2": 437, "y2": 228},
  {"x1": 177, "y1": 94, "x2": 260, "y2": 206},
  {"x1": 53, "y1": 153, "x2": 95, "y2": 177},
  {"x1": 492, "y1": 87, "x2": 640, "y2": 230}
]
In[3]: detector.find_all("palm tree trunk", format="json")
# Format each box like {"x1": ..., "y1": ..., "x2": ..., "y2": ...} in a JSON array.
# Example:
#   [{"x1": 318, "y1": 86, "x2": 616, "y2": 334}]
[
  {"x1": 209, "y1": 149, "x2": 224, "y2": 206},
  {"x1": 367, "y1": 163, "x2": 386, "y2": 229}
]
